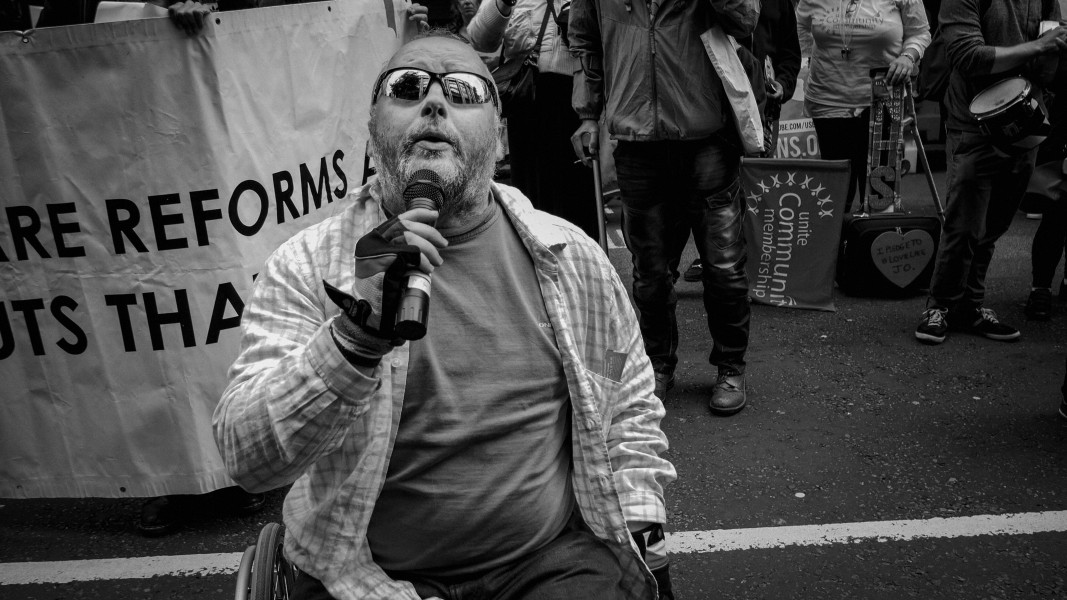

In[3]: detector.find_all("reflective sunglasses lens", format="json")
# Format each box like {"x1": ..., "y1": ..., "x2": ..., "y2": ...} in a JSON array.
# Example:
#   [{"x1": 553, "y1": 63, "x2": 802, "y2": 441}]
[
  {"x1": 440, "y1": 73, "x2": 495, "y2": 105},
  {"x1": 383, "y1": 69, "x2": 430, "y2": 101}
]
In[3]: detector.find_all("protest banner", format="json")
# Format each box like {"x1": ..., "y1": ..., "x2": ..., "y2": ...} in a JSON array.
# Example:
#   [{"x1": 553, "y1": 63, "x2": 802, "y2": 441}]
[
  {"x1": 0, "y1": 0, "x2": 410, "y2": 498},
  {"x1": 741, "y1": 158, "x2": 850, "y2": 311},
  {"x1": 773, "y1": 59, "x2": 821, "y2": 160}
]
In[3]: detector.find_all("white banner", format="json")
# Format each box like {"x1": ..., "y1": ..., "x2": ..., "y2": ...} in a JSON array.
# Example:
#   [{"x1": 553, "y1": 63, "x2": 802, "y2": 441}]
[{"x1": 0, "y1": 0, "x2": 410, "y2": 497}]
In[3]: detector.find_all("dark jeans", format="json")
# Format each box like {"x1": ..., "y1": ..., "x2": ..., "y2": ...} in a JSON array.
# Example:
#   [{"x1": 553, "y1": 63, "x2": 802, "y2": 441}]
[
  {"x1": 929, "y1": 129, "x2": 1038, "y2": 311},
  {"x1": 812, "y1": 114, "x2": 869, "y2": 213},
  {"x1": 506, "y1": 72, "x2": 601, "y2": 240},
  {"x1": 613, "y1": 137, "x2": 750, "y2": 375},
  {"x1": 1031, "y1": 197, "x2": 1067, "y2": 288},
  {"x1": 290, "y1": 529, "x2": 636, "y2": 600}
]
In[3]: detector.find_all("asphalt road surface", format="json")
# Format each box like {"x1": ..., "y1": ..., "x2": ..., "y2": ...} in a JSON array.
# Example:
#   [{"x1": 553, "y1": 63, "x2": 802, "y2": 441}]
[{"x1": 2, "y1": 167, "x2": 1066, "y2": 600}]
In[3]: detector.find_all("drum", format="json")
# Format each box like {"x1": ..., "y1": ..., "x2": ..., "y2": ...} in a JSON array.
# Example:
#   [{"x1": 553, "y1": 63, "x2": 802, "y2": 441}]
[{"x1": 968, "y1": 77, "x2": 1050, "y2": 152}]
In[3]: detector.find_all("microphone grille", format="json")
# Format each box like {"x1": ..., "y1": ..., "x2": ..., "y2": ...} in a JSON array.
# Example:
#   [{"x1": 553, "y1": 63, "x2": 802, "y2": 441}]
[{"x1": 403, "y1": 170, "x2": 445, "y2": 210}]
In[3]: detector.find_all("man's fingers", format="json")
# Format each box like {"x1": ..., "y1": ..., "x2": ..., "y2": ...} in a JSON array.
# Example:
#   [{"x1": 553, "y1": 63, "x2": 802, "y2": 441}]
[
  {"x1": 570, "y1": 132, "x2": 589, "y2": 164},
  {"x1": 396, "y1": 218, "x2": 448, "y2": 249},
  {"x1": 397, "y1": 230, "x2": 444, "y2": 270},
  {"x1": 397, "y1": 207, "x2": 441, "y2": 226}
]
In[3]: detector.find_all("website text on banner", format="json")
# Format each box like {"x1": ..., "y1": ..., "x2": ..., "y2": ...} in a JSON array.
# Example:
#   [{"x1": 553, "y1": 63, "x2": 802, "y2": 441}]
[{"x1": 0, "y1": 0, "x2": 411, "y2": 498}]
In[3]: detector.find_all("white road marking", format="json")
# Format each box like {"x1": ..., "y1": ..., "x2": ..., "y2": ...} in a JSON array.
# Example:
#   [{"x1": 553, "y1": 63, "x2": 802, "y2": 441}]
[
  {"x1": 4, "y1": 511, "x2": 1067, "y2": 585},
  {"x1": 0, "y1": 553, "x2": 242, "y2": 585},
  {"x1": 667, "y1": 510, "x2": 1067, "y2": 553}
]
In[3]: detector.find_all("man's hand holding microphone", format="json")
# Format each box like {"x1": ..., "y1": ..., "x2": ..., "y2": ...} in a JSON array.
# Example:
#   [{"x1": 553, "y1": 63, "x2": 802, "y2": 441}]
[{"x1": 323, "y1": 171, "x2": 448, "y2": 372}]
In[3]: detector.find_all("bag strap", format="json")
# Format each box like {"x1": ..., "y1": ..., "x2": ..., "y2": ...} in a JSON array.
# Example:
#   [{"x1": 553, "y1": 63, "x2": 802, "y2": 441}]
[{"x1": 533, "y1": 1, "x2": 555, "y2": 56}]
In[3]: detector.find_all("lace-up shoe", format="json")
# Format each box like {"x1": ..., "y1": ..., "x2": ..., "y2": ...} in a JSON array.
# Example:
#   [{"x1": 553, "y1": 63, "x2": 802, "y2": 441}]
[
  {"x1": 709, "y1": 369, "x2": 746, "y2": 415},
  {"x1": 915, "y1": 307, "x2": 948, "y2": 344},
  {"x1": 956, "y1": 307, "x2": 1021, "y2": 341}
]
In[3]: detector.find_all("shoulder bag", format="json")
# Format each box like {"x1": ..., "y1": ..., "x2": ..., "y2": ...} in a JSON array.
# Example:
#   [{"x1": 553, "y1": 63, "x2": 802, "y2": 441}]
[{"x1": 491, "y1": 1, "x2": 555, "y2": 117}]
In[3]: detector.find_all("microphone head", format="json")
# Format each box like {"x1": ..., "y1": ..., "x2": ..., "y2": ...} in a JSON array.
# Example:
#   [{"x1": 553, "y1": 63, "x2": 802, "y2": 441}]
[{"x1": 403, "y1": 170, "x2": 445, "y2": 211}]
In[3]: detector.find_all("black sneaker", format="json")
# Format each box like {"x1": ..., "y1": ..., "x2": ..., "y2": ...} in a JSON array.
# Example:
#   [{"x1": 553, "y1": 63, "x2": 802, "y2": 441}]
[
  {"x1": 1025, "y1": 288, "x2": 1053, "y2": 321},
  {"x1": 915, "y1": 308, "x2": 948, "y2": 344},
  {"x1": 682, "y1": 259, "x2": 703, "y2": 282},
  {"x1": 959, "y1": 307, "x2": 1021, "y2": 341}
]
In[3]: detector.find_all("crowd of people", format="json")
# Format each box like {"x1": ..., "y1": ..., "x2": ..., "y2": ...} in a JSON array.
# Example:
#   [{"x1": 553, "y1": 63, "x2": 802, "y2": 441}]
[{"x1": 3, "y1": 0, "x2": 1067, "y2": 598}]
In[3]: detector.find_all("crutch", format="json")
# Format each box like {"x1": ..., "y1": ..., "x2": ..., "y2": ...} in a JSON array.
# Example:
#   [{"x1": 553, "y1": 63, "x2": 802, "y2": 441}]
[{"x1": 584, "y1": 131, "x2": 609, "y2": 252}]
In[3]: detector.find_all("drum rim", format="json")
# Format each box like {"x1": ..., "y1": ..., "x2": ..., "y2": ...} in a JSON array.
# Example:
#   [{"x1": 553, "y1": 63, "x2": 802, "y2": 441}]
[{"x1": 968, "y1": 76, "x2": 1031, "y2": 120}]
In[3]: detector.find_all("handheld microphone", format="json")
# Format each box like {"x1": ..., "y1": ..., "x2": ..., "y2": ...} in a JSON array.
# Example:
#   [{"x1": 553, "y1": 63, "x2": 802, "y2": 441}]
[{"x1": 394, "y1": 169, "x2": 445, "y2": 341}]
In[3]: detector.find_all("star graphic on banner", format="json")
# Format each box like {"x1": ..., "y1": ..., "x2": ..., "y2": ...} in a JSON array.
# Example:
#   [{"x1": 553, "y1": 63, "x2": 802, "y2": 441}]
[
  {"x1": 800, "y1": 175, "x2": 814, "y2": 189},
  {"x1": 770, "y1": 174, "x2": 783, "y2": 188},
  {"x1": 810, "y1": 183, "x2": 826, "y2": 196},
  {"x1": 785, "y1": 172, "x2": 797, "y2": 186},
  {"x1": 758, "y1": 180, "x2": 771, "y2": 194}
]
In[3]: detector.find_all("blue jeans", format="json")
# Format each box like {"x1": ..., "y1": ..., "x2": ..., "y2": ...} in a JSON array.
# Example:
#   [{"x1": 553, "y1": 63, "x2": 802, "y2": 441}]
[
  {"x1": 928, "y1": 130, "x2": 1038, "y2": 311},
  {"x1": 613, "y1": 136, "x2": 750, "y2": 374},
  {"x1": 290, "y1": 529, "x2": 640, "y2": 600}
]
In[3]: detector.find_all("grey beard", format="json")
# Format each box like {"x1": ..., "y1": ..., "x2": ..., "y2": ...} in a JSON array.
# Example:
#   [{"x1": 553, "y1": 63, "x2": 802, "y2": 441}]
[{"x1": 370, "y1": 125, "x2": 498, "y2": 224}]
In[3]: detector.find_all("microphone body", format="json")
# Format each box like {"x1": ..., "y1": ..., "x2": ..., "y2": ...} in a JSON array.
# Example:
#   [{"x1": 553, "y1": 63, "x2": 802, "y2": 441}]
[{"x1": 394, "y1": 170, "x2": 444, "y2": 341}]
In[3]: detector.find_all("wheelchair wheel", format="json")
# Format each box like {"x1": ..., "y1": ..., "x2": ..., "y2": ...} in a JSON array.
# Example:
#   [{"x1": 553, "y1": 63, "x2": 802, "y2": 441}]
[
  {"x1": 233, "y1": 546, "x2": 255, "y2": 600},
  {"x1": 246, "y1": 522, "x2": 296, "y2": 600}
]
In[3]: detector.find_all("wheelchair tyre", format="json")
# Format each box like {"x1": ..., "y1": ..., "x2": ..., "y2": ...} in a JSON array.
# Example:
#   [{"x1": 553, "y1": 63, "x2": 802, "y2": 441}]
[
  {"x1": 250, "y1": 522, "x2": 295, "y2": 600},
  {"x1": 234, "y1": 546, "x2": 255, "y2": 600}
]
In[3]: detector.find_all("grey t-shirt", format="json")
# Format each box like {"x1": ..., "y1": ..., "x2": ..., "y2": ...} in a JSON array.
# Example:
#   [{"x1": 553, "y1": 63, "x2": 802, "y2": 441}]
[{"x1": 366, "y1": 199, "x2": 575, "y2": 577}]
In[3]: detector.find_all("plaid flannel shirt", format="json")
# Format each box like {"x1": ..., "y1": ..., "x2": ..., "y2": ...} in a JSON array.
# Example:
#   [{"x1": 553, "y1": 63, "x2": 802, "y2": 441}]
[{"x1": 214, "y1": 181, "x2": 677, "y2": 600}]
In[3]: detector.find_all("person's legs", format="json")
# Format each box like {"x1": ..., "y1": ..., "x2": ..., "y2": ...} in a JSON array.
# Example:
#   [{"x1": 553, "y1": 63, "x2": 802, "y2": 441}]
[
  {"x1": 614, "y1": 141, "x2": 685, "y2": 396},
  {"x1": 1028, "y1": 193, "x2": 1067, "y2": 318},
  {"x1": 917, "y1": 130, "x2": 991, "y2": 343},
  {"x1": 926, "y1": 131, "x2": 995, "y2": 310},
  {"x1": 684, "y1": 138, "x2": 749, "y2": 372},
  {"x1": 291, "y1": 569, "x2": 342, "y2": 600},
  {"x1": 959, "y1": 147, "x2": 1036, "y2": 314},
  {"x1": 505, "y1": 95, "x2": 541, "y2": 208},
  {"x1": 530, "y1": 72, "x2": 601, "y2": 240},
  {"x1": 482, "y1": 529, "x2": 637, "y2": 600},
  {"x1": 813, "y1": 115, "x2": 869, "y2": 213},
  {"x1": 137, "y1": 486, "x2": 264, "y2": 536},
  {"x1": 683, "y1": 136, "x2": 750, "y2": 414}
]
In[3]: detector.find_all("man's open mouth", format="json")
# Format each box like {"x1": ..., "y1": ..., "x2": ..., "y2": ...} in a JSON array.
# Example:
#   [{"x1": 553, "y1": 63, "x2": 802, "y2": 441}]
[{"x1": 410, "y1": 132, "x2": 454, "y2": 151}]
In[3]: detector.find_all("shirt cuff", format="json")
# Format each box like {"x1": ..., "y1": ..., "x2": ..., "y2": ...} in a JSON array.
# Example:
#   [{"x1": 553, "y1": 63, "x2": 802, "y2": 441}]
[{"x1": 307, "y1": 320, "x2": 382, "y2": 403}]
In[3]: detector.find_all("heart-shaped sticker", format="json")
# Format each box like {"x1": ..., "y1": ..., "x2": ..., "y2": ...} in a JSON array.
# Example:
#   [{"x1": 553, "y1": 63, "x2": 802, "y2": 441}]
[{"x1": 870, "y1": 229, "x2": 934, "y2": 288}]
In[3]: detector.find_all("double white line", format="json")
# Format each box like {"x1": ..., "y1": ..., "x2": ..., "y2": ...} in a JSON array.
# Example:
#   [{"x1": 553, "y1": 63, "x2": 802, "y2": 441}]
[{"x1": 4, "y1": 511, "x2": 1067, "y2": 585}]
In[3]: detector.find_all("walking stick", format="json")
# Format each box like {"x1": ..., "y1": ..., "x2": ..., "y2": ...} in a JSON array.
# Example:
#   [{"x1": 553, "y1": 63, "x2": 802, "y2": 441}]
[{"x1": 585, "y1": 132, "x2": 609, "y2": 252}]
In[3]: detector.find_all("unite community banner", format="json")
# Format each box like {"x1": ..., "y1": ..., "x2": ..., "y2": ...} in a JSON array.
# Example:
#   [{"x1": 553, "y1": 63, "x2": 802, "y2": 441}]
[
  {"x1": 0, "y1": 0, "x2": 411, "y2": 497},
  {"x1": 741, "y1": 158, "x2": 849, "y2": 312}
]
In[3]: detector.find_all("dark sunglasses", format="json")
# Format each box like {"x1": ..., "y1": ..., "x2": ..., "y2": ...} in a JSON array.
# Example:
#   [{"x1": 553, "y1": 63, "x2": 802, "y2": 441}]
[{"x1": 372, "y1": 68, "x2": 499, "y2": 108}]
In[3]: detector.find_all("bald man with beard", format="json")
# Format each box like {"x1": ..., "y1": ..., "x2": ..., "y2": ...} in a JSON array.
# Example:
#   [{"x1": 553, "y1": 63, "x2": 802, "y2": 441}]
[{"x1": 213, "y1": 33, "x2": 677, "y2": 600}]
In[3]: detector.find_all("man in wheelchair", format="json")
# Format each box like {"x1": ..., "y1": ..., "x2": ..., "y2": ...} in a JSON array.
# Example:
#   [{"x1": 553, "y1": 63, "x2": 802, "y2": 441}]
[{"x1": 214, "y1": 31, "x2": 678, "y2": 600}]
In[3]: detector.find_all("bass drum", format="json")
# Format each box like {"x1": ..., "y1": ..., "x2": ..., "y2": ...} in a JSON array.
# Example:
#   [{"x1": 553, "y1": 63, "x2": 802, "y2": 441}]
[{"x1": 968, "y1": 77, "x2": 1050, "y2": 152}]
